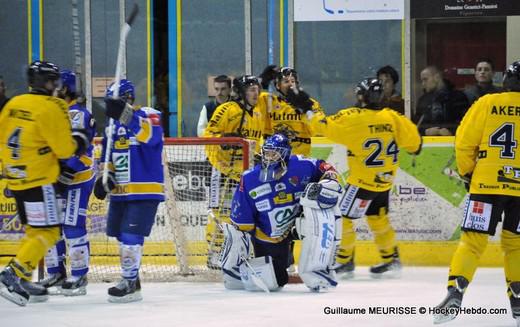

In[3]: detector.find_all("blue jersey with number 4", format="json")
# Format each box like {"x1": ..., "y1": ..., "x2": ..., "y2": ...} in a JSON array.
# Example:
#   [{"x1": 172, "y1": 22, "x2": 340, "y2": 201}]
[{"x1": 231, "y1": 155, "x2": 333, "y2": 243}]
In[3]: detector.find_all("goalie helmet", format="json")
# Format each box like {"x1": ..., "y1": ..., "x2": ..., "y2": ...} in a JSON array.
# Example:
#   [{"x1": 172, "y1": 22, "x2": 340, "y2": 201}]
[
  {"x1": 354, "y1": 78, "x2": 383, "y2": 108},
  {"x1": 259, "y1": 133, "x2": 291, "y2": 182},
  {"x1": 106, "y1": 79, "x2": 135, "y2": 104},
  {"x1": 27, "y1": 60, "x2": 60, "y2": 94},
  {"x1": 503, "y1": 61, "x2": 520, "y2": 92},
  {"x1": 232, "y1": 75, "x2": 260, "y2": 100}
]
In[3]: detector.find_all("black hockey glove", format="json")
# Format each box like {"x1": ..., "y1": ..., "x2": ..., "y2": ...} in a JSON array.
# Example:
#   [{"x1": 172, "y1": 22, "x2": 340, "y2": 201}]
[
  {"x1": 286, "y1": 88, "x2": 313, "y2": 114},
  {"x1": 93, "y1": 173, "x2": 116, "y2": 200},
  {"x1": 461, "y1": 174, "x2": 472, "y2": 192},
  {"x1": 105, "y1": 98, "x2": 134, "y2": 125},
  {"x1": 55, "y1": 162, "x2": 76, "y2": 195},
  {"x1": 259, "y1": 65, "x2": 279, "y2": 90},
  {"x1": 72, "y1": 129, "x2": 90, "y2": 156}
]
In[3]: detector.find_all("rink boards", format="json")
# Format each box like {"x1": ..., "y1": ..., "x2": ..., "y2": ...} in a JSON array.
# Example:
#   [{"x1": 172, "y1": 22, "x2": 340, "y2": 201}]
[{"x1": 0, "y1": 136, "x2": 504, "y2": 267}]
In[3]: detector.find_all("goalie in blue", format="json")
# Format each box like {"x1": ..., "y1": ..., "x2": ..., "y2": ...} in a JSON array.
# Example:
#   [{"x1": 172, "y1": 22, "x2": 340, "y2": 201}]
[{"x1": 221, "y1": 133, "x2": 343, "y2": 292}]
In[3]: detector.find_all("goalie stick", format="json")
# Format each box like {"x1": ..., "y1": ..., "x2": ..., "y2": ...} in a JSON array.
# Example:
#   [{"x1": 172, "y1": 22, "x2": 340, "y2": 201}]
[{"x1": 102, "y1": 3, "x2": 139, "y2": 189}]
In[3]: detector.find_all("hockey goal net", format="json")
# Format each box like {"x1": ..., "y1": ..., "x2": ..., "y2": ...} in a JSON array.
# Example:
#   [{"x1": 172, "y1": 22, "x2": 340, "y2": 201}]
[{"x1": 0, "y1": 137, "x2": 255, "y2": 282}]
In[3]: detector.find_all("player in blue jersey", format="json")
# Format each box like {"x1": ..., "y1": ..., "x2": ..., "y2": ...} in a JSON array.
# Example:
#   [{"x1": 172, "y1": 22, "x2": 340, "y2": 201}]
[
  {"x1": 221, "y1": 134, "x2": 343, "y2": 292},
  {"x1": 93, "y1": 79, "x2": 165, "y2": 303},
  {"x1": 38, "y1": 70, "x2": 96, "y2": 296}
]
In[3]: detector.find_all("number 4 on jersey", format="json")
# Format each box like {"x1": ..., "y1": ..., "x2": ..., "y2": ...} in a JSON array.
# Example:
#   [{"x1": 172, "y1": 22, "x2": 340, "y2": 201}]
[
  {"x1": 489, "y1": 123, "x2": 517, "y2": 159},
  {"x1": 7, "y1": 128, "x2": 22, "y2": 159}
]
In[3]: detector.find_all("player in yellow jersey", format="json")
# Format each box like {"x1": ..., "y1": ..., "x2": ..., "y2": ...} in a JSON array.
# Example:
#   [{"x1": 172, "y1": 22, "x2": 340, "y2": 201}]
[
  {"x1": 309, "y1": 78, "x2": 421, "y2": 279},
  {"x1": 433, "y1": 61, "x2": 520, "y2": 325},
  {"x1": 0, "y1": 61, "x2": 89, "y2": 306},
  {"x1": 203, "y1": 75, "x2": 271, "y2": 269},
  {"x1": 258, "y1": 65, "x2": 324, "y2": 156}
]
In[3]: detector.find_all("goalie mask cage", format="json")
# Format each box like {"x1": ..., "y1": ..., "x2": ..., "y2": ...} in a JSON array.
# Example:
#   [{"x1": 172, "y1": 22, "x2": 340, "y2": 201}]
[{"x1": 0, "y1": 137, "x2": 255, "y2": 283}]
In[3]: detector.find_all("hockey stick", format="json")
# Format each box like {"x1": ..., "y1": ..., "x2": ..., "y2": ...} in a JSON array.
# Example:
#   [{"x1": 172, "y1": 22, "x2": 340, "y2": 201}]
[
  {"x1": 71, "y1": 0, "x2": 85, "y2": 105},
  {"x1": 102, "y1": 3, "x2": 139, "y2": 189},
  {"x1": 411, "y1": 114, "x2": 425, "y2": 168}
]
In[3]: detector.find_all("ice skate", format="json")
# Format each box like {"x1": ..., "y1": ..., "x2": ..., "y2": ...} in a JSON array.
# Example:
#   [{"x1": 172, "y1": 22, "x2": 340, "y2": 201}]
[{"x1": 61, "y1": 275, "x2": 88, "y2": 296}]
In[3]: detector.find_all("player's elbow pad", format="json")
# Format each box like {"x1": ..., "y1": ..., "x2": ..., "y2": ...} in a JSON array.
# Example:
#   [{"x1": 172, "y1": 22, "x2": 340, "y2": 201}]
[{"x1": 72, "y1": 129, "x2": 90, "y2": 156}]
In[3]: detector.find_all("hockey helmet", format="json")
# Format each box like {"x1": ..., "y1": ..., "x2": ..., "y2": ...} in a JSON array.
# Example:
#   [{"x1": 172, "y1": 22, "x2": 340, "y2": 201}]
[
  {"x1": 503, "y1": 61, "x2": 520, "y2": 92},
  {"x1": 276, "y1": 67, "x2": 299, "y2": 83},
  {"x1": 106, "y1": 79, "x2": 135, "y2": 103},
  {"x1": 232, "y1": 75, "x2": 260, "y2": 100},
  {"x1": 355, "y1": 78, "x2": 383, "y2": 108},
  {"x1": 259, "y1": 133, "x2": 292, "y2": 182},
  {"x1": 27, "y1": 60, "x2": 61, "y2": 94},
  {"x1": 60, "y1": 70, "x2": 76, "y2": 94}
]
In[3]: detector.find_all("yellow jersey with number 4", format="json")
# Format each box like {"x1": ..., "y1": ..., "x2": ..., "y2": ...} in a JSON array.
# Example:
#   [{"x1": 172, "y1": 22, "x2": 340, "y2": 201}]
[
  {"x1": 310, "y1": 107, "x2": 421, "y2": 192},
  {"x1": 0, "y1": 93, "x2": 76, "y2": 190},
  {"x1": 456, "y1": 92, "x2": 520, "y2": 195}
]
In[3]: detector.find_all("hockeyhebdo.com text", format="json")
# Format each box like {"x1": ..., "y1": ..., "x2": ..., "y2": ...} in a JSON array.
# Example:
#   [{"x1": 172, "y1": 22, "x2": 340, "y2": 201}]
[{"x1": 322, "y1": 306, "x2": 508, "y2": 316}]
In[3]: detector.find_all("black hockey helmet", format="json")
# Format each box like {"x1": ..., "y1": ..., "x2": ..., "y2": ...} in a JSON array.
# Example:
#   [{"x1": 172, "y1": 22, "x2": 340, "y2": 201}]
[
  {"x1": 276, "y1": 67, "x2": 299, "y2": 83},
  {"x1": 27, "y1": 60, "x2": 61, "y2": 94},
  {"x1": 503, "y1": 61, "x2": 520, "y2": 92},
  {"x1": 232, "y1": 75, "x2": 260, "y2": 99},
  {"x1": 355, "y1": 77, "x2": 383, "y2": 108}
]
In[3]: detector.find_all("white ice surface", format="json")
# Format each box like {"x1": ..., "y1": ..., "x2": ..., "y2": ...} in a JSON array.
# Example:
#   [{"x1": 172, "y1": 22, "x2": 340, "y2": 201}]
[{"x1": 0, "y1": 267, "x2": 515, "y2": 327}]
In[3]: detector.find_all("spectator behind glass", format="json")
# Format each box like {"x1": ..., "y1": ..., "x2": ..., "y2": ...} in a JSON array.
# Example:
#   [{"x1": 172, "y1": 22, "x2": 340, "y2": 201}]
[
  {"x1": 377, "y1": 65, "x2": 404, "y2": 114},
  {"x1": 464, "y1": 58, "x2": 502, "y2": 105},
  {"x1": 414, "y1": 66, "x2": 469, "y2": 136},
  {"x1": 0, "y1": 76, "x2": 10, "y2": 111},
  {"x1": 197, "y1": 75, "x2": 232, "y2": 137}
]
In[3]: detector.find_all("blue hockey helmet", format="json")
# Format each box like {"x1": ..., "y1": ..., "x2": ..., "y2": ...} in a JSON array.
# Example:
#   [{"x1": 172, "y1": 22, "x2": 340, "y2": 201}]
[
  {"x1": 259, "y1": 133, "x2": 292, "y2": 182},
  {"x1": 106, "y1": 79, "x2": 135, "y2": 103},
  {"x1": 60, "y1": 70, "x2": 76, "y2": 93}
]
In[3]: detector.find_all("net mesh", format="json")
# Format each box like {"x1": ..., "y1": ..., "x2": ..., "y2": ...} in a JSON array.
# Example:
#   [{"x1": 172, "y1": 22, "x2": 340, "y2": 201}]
[{"x1": 0, "y1": 137, "x2": 254, "y2": 283}]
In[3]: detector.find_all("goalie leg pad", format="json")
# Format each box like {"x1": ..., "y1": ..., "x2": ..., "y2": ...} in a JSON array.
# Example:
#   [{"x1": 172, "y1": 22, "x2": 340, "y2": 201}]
[
  {"x1": 220, "y1": 223, "x2": 251, "y2": 290},
  {"x1": 239, "y1": 256, "x2": 280, "y2": 292},
  {"x1": 297, "y1": 205, "x2": 338, "y2": 291}
]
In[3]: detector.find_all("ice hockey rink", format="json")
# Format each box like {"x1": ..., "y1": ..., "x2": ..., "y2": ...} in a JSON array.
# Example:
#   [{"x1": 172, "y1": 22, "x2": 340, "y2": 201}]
[{"x1": 0, "y1": 267, "x2": 515, "y2": 327}]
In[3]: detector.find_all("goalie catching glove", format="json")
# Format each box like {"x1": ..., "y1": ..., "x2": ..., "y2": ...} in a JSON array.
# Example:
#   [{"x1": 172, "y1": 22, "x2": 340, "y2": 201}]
[{"x1": 105, "y1": 98, "x2": 134, "y2": 126}]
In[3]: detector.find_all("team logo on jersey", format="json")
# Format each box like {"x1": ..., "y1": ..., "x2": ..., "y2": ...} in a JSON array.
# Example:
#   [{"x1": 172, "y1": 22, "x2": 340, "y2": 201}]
[
  {"x1": 498, "y1": 166, "x2": 520, "y2": 184},
  {"x1": 374, "y1": 171, "x2": 394, "y2": 184},
  {"x1": 274, "y1": 182, "x2": 286, "y2": 191},
  {"x1": 117, "y1": 126, "x2": 126, "y2": 136},
  {"x1": 274, "y1": 192, "x2": 293, "y2": 204},
  {"x1": 249, "y1": 184, "x2": 272, "y2": 199},
  {"x1": 288, "y1": 176, "x2": 299, "y2": 186},
  {"x1": 69, "y1": 111, "x2": 85, "y2": 129},
  {"x1": 114, "y1": 137, "x2": 129, "y2": 150}
]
